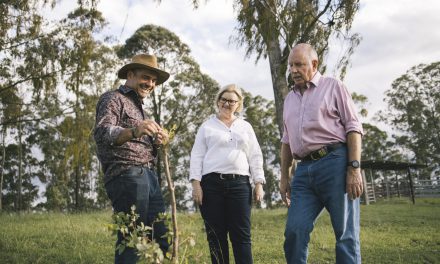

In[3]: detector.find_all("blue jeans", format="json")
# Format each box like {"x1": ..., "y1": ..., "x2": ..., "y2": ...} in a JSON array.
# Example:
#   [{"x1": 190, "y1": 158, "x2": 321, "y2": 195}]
[
  {"x1": 105, "y1": 166, "x2": 169, "y2": 264},
  {"x1": 200, "y1": 174, "x2": 253, "y2": 264},
  {"x1": 284, "y1": 147, "x2": 361, "y2": 264}
]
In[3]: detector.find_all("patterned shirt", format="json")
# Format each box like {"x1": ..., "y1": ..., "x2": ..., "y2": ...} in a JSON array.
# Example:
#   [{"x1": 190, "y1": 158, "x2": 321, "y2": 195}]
[
  {"x1": 281, "y1": 72, "x2": 364, "y2": 159},
  {"x1": 94, "y1": 85, "x2": 156, "y2": 183}
]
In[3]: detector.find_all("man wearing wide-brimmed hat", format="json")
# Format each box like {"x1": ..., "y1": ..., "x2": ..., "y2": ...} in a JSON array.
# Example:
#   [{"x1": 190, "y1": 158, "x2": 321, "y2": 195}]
[{"x1": 94, "y1": 54, "x2": 171, "y2": 263}]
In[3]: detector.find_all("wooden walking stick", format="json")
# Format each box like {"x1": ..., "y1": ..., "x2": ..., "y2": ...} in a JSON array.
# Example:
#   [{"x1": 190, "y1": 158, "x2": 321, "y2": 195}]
[{"x1": 160, "y1": 127, "x2": 179, "y2": 263}]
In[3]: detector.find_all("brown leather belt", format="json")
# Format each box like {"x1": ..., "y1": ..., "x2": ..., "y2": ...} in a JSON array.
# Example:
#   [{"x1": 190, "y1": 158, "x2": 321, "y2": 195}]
[{"x1": 301, "y1": 143, "x2": 345, "y2": 161}]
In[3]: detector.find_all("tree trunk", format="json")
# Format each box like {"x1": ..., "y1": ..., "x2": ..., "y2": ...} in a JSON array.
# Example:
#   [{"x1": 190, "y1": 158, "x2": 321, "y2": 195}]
[
  {"x1": 262, "y1": 163, "x2": 273, "y2": 208},
  {"x1": 161, "y1": 146, "x2": 179, "y2": 263},
  {"x1": 0, "y1": 125, "x2": 6, "y2": 211},
  {"x1": 266, "y1": 38, "x2": 289, "y2": 137},
  {"x1": 75, "y1": 163, "x2": 80, "y2": 209},
  {"x1": 17, "y1": 110, "x2": 23, "y2": 211}
]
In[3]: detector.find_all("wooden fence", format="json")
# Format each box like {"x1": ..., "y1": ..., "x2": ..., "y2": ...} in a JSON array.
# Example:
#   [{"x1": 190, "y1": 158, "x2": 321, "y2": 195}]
[{"x1": 362, "y1": 177, "x2": 440, "y2": 204}]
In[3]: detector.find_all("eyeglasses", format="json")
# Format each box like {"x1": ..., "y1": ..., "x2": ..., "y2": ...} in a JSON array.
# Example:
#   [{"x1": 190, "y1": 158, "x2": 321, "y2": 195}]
[{"x1": 219, "y1": 97, "x2": 238, "y2": 106}]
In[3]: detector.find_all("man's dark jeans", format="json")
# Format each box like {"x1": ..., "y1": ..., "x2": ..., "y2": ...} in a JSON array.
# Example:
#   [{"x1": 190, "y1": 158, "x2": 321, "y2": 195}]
[
  {"x1": 200, "y1": 174, "x2": 253, "y2": 264},
  {"x1": 105, "y1": 166, "x2": 169, "y2": 264}
]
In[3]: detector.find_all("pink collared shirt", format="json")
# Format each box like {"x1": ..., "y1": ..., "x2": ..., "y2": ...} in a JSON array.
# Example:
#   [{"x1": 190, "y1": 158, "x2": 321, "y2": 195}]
[{"x1": 281, "y1": 72, "x2": 363, "y2": 159}]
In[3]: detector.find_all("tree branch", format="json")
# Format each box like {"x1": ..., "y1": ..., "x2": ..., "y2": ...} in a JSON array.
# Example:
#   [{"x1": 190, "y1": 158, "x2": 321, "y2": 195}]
[
  {"x1": 300, "y1": 0, "x2": 332, "y2": 42},
  {"x1": 0, "y1": 72, "x2": 58, "y2": 94}
]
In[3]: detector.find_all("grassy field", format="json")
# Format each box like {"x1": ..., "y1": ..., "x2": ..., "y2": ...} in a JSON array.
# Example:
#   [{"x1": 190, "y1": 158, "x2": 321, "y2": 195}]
[{"x1": 0, "y1": 198, "x2": 439, "y2": 263}]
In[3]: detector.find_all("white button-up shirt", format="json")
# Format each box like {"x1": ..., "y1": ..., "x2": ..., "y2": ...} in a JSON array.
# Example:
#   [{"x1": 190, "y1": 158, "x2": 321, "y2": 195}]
[{"x1": 190, "y1": 115, "x2": 265, "y2": 184}]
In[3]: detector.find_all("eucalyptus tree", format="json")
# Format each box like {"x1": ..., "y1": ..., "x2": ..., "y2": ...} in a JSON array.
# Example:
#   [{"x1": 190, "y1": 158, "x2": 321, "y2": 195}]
[
  {"x1": 1, "y1": 0, "x2": 121, "y2": 210},
  {"x1": 117, "y1": 24, "x2": 219, "y2": 209},
  {"x1": 1, "y1": 131, "x2": 41, "y2": 211},
  {"x1": 0, "y1": 90, "x2": 42, "y2": 211},
  {"x1": 33, "y1": 3, "x2": 118, "y2": 210},
  {"x1": 351, "y1": 92, "x2": 404, "y2": 167},
  {"x1": 1, "y1": 0, "x2": 61, "y2": 211},
  {"x1": 380, "y1": 62, "x2": 440, "y2": 178},
  {"x1": 361, "y1": 123, "x2": 404, "y2": 163},
  {"x1": 172, "y1": 0, "x2": 361, "y2": 136}
]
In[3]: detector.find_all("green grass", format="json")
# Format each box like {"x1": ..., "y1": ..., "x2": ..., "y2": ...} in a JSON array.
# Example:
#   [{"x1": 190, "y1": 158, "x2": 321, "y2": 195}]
[{"x1": 0, "y1": 198, "x2": 439, "y2": 263}]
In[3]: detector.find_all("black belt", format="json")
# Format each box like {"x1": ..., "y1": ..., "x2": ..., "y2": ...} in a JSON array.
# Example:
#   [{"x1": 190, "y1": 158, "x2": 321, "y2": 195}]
[
  {"x1": 301, "y1": 143, "x2": 345, "y2": 161},
  {"x1": 205, "y1": 172, "x2": 248, "y2": 181},
  {"x1": 136, "y1": 161, "x2": 155, "y2": 170}
]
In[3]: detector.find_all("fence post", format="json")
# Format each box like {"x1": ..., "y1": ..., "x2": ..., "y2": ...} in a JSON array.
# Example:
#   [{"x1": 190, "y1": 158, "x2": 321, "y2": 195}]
[
  {"x1": 369, "y1": 170, "x2": 376, "y2": 201},
  {"x1": 385, "y1": 174, "x2": 390, "y2": 199},
  {"x1": 361, "y1": 169, "x2": 369, "y2": 205},
  {"x1": 407, "y1": 167, "x2": 415, "y2": 204}
]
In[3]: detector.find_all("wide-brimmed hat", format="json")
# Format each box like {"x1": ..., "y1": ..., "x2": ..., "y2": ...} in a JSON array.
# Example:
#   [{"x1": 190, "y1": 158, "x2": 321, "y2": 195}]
[{"x1": 117, "y1": 54, "x2": 170, "y2": 85}]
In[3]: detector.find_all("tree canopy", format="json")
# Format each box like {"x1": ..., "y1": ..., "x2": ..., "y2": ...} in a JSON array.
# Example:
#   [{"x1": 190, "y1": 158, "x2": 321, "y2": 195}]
[{"x1": 380, "y1": 61, "x2": 440, "y2": 178}]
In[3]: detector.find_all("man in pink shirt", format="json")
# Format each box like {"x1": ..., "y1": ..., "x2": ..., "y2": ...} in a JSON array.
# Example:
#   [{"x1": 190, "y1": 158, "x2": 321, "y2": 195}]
[{"x1": 280, "y1": 43, "x2": 363, "y2": 264}]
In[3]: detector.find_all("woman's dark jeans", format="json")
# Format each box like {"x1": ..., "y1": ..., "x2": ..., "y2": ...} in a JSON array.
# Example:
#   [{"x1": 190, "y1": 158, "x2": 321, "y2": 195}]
[
  {"x1": 200, "y1": 174, "x2": 253, "y2": 264},
  {"x1": 105, "y1": 166, "x2": 169, "y2": 264}
]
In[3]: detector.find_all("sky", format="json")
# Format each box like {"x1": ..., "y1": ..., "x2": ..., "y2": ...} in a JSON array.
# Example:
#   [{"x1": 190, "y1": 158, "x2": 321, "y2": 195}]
[{"x1": 47, "y1": 0, "x2": 440, "y2": 123}]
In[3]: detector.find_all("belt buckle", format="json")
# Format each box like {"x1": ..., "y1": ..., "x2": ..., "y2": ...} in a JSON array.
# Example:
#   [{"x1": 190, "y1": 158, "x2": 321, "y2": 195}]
[
  {"x1": 219, "y1": 173, "x2": 237, "y2": 180},
  {"x1": 311, "y1": 148, "x2": 327, "y2": 160}
]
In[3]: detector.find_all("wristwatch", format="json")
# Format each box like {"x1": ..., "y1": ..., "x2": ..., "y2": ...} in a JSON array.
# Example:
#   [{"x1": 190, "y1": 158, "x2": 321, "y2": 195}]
[{"x1": 347, "y1": 160, "x2": 360, "y2": 169}]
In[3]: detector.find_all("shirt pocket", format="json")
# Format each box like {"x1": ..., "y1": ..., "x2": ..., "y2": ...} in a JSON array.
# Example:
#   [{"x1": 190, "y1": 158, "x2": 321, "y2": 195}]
[{"x1": 121, "y1": 111, "x2": 142, "y2": 128}]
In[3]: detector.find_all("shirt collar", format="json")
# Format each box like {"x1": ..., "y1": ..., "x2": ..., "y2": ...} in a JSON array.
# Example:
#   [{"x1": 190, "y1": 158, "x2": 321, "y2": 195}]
[
  {"x1": 293, "y1": 71, "x2": 322, "y2": 92},
  {"x1": 118, "y1": 85, "x2": 144, "y2": 104},
  {"x1": 309, "y1": 71, "x2": 321, "y2": 87}
]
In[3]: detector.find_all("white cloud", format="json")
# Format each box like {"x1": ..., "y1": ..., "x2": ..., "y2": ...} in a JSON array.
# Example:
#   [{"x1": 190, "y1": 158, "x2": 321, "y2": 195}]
[{"x1": 344, "y1": 0, "x2": 440, "y2": 120}]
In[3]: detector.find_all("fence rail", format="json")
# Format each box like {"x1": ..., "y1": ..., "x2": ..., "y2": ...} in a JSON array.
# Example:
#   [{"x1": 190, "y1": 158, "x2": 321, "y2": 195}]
[{"x1": 372, "y1": 179, "x2": 440, "y2": 199}]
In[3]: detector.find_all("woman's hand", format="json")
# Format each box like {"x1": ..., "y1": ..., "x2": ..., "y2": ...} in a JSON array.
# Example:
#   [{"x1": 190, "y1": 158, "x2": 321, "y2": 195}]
[
  {"x1": 191, "y1": 180, "x2": 203, "y2": 206},
  {"x1": 254, "y1": 183, "x2": 265, "y2": 202}
]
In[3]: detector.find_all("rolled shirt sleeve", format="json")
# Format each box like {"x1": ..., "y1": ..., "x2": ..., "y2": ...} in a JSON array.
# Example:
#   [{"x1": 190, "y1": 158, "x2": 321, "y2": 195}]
[
  {"x1": 94, "y1": 92, "x2": 125, "y2": 146},
  {"x1": 335, "y1": 81, "x2": 364, "y2": 136},
  {"x1": 246, "y1": 123, "x2": 265, "y2": 184}
]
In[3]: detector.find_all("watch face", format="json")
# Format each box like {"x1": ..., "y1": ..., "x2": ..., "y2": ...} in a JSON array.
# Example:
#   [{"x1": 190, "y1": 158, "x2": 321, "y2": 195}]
[{"x1": 350, "y1": 160, "x2": 360, "y2": 168}]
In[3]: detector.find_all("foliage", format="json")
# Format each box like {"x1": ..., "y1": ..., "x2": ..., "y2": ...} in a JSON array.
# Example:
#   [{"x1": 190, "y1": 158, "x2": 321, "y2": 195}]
[
  {"x1": 361, "y1": 123, "x2": 404, "y2": 162},
  {"x1": 242, "y1": 91, "x2": 280, "y2": 207},
  {"x1": 0, "y1": 143, "x2": 39, "y2": 210},
  {"x1": 0, "y1": 0, "x2": 59, "y2": 211},
  {"x1": 1, "y1": 0, "x2": 118, "y2": 211},
  {"x1": 106, "y1": 205, "x2": 172, "y2": 263},
  {"x1": 380, "y1": 62, "x2": 440, "y2": 178},
  {"x1": 51, "y1": 3, "x2": 115, "y2": 211},
  {"x1": 351, "y1": 92, "x2": 404, "y2": 163}
]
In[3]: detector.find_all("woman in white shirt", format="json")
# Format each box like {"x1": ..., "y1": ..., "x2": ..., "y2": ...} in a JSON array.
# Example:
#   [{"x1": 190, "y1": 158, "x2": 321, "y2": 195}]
[{"x1": 190, "y1": 84, "x2": 265, "y2": 264}]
